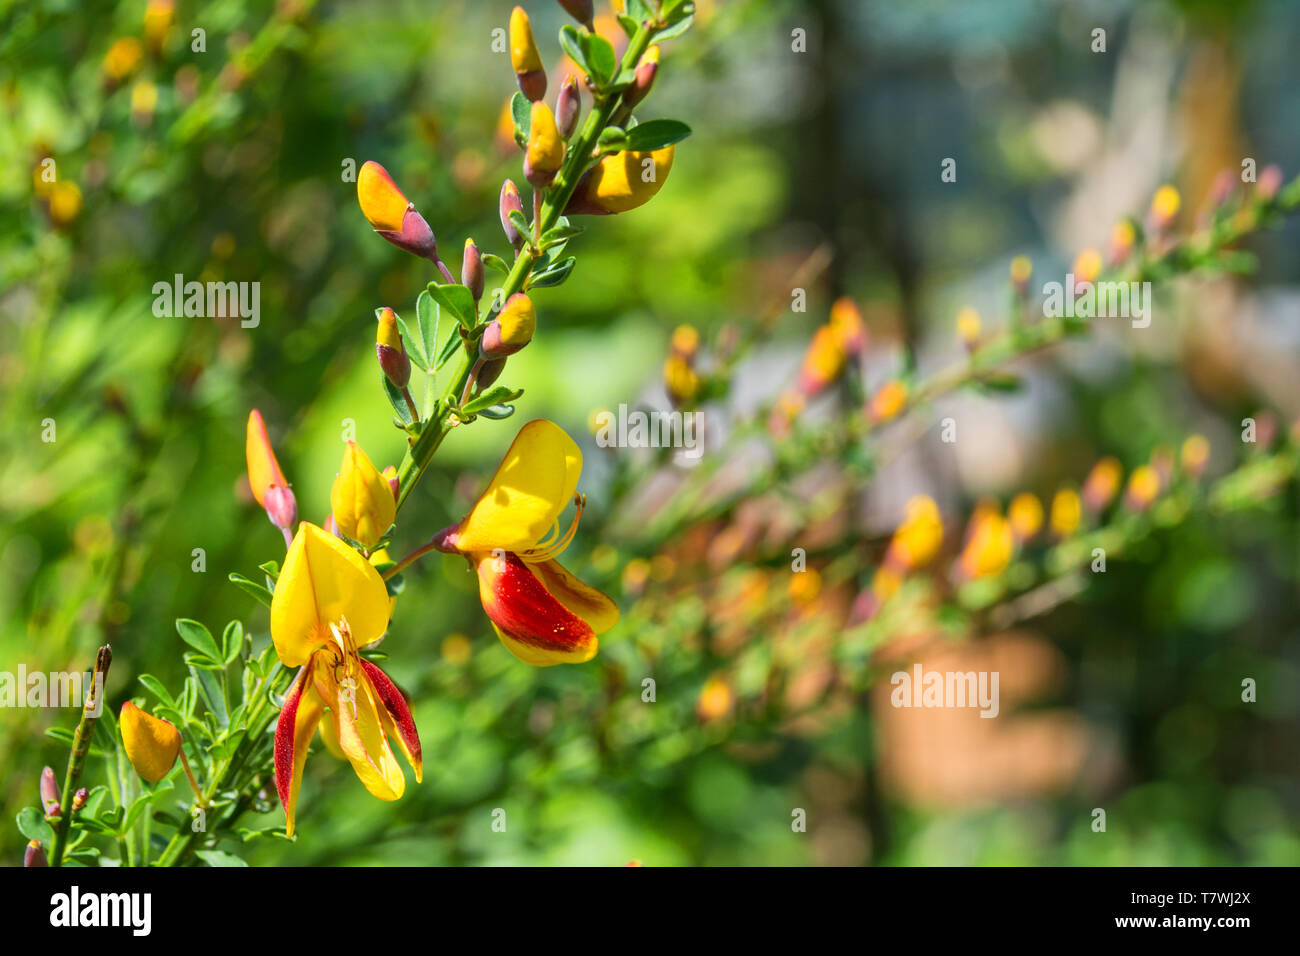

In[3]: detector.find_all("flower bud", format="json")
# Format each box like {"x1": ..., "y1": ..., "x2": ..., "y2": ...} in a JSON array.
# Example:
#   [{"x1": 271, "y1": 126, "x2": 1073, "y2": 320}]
[
  {"x1": 246, "y1": 409, "x2": 291, "y2": 521},
  {"x1": 1082, "y1": 456, "x2": 1122, "y2": 512},
  {"x1": 1008, "y1": 492, "x2": 1043, "y2": 542},
  {"x1": 263, "y1": 483, "x2": 298, "y2": 533},
  {"x1": 375, "y1": 306, "x2": 411, "y2": 389},
  {"x1": 671, "y1": 324, "x2": 700, "y2": 360},
  {"x1": 663, "y1": 354, "x2": 700, "y2": 407},
  {"x1": 1258, "y1": 164, "x2": 1283, "y2": 201},
  {"x1": 958, "y1": 504, "x2": 1014, "y2": 579},
  {"x1": 143, "y1": 0, "x2": 175, "y2": 55},
  {"x1": 462, "y1": 238, "x2": 484, "y2": 301},
  {"x1": 121, "y1": 701, "x2": 182, "y2": 783},
  {"x1": 72, "y1": 787, "x2": 89, "y2": 812},
  {"x1": 1072, "y1": 248, "x2": 1102, "y2": 293},
  {"x1": 1124, "y1": 464, "x2": 1161, "y2": 511},
  {"x1": 555, "y1": 76, "x2": 581, "y2": 139},
  {"x1": 956, "y1": 307, "x2": 981, "y2": 350},
  {"x1": 829, "y1": 297, "x2": 867, "y2": 357},
  {"x1": 1180, "y1": 434, "x2": 1210, "y2": 478},
  {"x1": 525, "y1": 101, "x2": 565, "y2": 187},
  {"x1": 868, "y1": 379, "x2": 908, "y2": 423},
  {"x1": 25, "y1": 840, "x2": 47, "y2": 868},
  {"x1": 500, "y1": 179, "x2": 526, "y2": 247},
  {"x1": 556, "y1": 0, "x2": 595, "y2": 28},
  {"x1": 1009, "y1": 255, "x2": 1032, "y2": 296},
  {"x1": 796, "y1": 326, "x2": 846, "y2": 397},
  {"x1": 623, "y1": 46, "x2": 659, "y2": 110},
  {"x1": 1050, "y1": 487, "x2": 1082, "y2": 539},
  {"x1": 477, "y1": 357, "x2": 506, "y2": 391},
  {"x1": 480, "y1": 293, "x2": 536, "y2": 358},
  {"x1": 330, "y1": 441, "x2": 397, "y2": 549},
  {"x1": 357, "y1": 161, "x2": 439, "y2": 260},
  {"x1": 1149, "y1": 184, "x2": 1180, "y2": 231},
  {"x1": 1109, "y1": 220, "x2": 1136, "y2": 266},
  {"x1": 510, "y1": 7, "x2": 546, "y2": 102},
  {"x1": 566, "y1": 147, "x2": 675, "y2": 215},
  {"x1": 102, "y1": 37, "x2": 143, "y2": 85},
  {"x1": 40, "y1": 766, "x2": 60, "y2": 817},
  {"x1": 382, "y1": 465, "x2": 400, "y2": 500}
]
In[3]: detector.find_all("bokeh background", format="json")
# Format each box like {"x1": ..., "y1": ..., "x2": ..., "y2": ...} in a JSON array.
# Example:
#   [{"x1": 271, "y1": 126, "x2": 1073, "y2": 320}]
[{"x1": 2, "y1": 0, "x2": 1298, "y2": 865}]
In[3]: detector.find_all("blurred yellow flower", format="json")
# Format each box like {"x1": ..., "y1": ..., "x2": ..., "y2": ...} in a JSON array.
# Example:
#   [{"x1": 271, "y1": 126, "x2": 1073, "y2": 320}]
[{"x1": 1050, "y1": 487, "x2": 1082, "y2": 538}]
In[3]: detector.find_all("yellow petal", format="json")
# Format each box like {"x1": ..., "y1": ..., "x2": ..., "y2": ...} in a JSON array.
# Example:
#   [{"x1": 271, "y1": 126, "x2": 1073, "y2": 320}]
[
  {"x1": 357, "y1": 161, "x2": 410, "y2": 233},
  {"x1": 330, "y1": 442, "x2": 396, "y2": 550},
  {"x1": 509, "y1": 6, "x2": 542, "y2": 74},
  {"x1": 270, "y1": 523, "x2": 390, "y2": 667},
  {"x1": 581, "y1": 147, "x2": 674, "y2": 213},
  {"x1": 120, "y1": 702, "x2": 181, "y2": 783},
  {"x1": 454, "y1": 420, "x2": 582, "y2": 554},
  {"x1": 526, "y1": 102, "x2": 564, "y2": 174},
  {"x1": 246, "y1": 409, "x2": 288, "y2": 507},
  {"x1": 533, "y1": 559, "x2": 620, "y2": 634},
  {"x1": 336, "y1": 668, "x2": 405, "y2": 801}
]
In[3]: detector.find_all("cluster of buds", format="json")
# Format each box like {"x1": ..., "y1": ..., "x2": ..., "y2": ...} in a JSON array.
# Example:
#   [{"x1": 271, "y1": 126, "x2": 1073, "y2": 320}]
[
  {"x1": 662, "y1": 325, "x2": 703, "y2": 407},
  {"x1": 770, "y1": 297, "x2": 867, "y2": 433}
]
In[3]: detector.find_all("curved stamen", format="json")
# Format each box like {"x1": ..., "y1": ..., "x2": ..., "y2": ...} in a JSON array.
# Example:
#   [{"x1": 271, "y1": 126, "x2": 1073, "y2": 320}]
[{"x1": 522, "y1": 493, "x2": 585, "y2": 564}]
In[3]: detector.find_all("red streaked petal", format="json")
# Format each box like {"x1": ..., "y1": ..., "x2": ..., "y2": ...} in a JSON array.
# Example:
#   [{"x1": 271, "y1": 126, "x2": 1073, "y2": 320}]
[
  {"x1": 335, "y1": 667, "x2": 405, "y2": 801},
  {"x1": 359, "y1": 658, "x2": 422, "y2": 783},
  {"x1": 274, "y1": 659, "x2": 324, "y2": 838},
  {"x1": 533, "y1": 559, "x2": 619, "y2": 634},
  {"x1": 476, "y1": 551, "x2": 597, "y2": 666}
]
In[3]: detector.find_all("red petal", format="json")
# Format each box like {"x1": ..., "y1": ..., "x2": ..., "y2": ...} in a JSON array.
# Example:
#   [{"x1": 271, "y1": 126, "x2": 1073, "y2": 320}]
[
  {"x1": 477, "y1": 551, "x2": 597, "y2": 664},
  {"x1": 359, "y1": 658, "x2": 422, "y2": 781}
]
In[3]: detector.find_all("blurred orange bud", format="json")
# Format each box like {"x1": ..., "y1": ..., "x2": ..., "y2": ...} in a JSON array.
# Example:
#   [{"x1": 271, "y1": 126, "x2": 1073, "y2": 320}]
[
  {"x1": 1082, "y1": 456, "x2": 1122, "y2": 512},
  {"x1": 829, "y1": 297, "x2": 867, "y2": 357},
  {"x1": 1009, "y1": 255, "x2": 1032, "y2": 294},
  {"x1": 1149, "y1": 184, "x2": 1180, "y2": 230},
  {"x1": 868, "y1": 380, "x2": 908, "y2": 423},
  {"x1": 246, "y1": 409, "x2": 289, "y2": 509},
  {"x1": 1008, "y1": 492, "x2": 1043, "y2": 542},
  {"x1": 1109, "y1": 220, "x2": 1136, "y2": 266},
  {"x1": 959, "y1": 504, "x2": 1014, "y2": 579},
  {"x1": 886, "y1": 495, "x2": 943, "y2": 571},
  {"x1": 103, "y1": 37, "x2": 143, "y2": 83},
  {"x1": 956, "y1": 306, "x2": 981, "y2": 349},
  {"x1": 697, "y1": 675, "x2": 733, "y2": 722},
  {"x1": 1180, "y1": 434, "x2": 1210, "y2": 478},
  {"x1": 671, "y1": 323, "x2": 700, "y2": 359},
  {"x1": 1050, "y1": 487, "x2": 1082, "y2": 539},
  {"x1": 796, "y1": 326, "x2": 847, "y2": 397},
  {"x1": 1124, "y1": 464, "x2": 1161, "y2": 511}
]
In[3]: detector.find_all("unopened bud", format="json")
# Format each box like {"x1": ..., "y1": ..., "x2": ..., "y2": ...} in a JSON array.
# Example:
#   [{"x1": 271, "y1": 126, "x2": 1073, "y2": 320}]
[
  {"x1": 382, "y1": 465, "x2": 400, "y2": 500},
  {"x1": 477, "y1": 357, "x2": 506, "y2": 391},
  {"x1": 555, "y1": 77, "x2": 581, "y2": 139},
  {"x1": 40, "y1": 766, "x2": 59, "y2": 817},
  {"x1": 480, "y1": 293, "x2": 536, "y2": 358},
  {"x1": 1009, "y1": 255, "x2": 1032, "y2": 296},
  {"x1": 500, "y1": 179, "x2": 525, "y2": 247},
  {"x1": 263, "y1": 482, "x2": 298, "y2": 533},
  {"x1": 624, "y1": 46, "x2": 659, "y2": 111},
  {"x1": 357, "y1": 161, "x2": 439, "y2": 260},
  {"x1": 510, "y1": 7, "x2": 546, "y2": 102},
  {"x1": 1258, "y1": 164, "x2": 1283, "y2": 201},
  {"x1": 72, "y1": 787, "x2": 89, "y2": 812},
  {"x1": 556, "y1": 0, "x2": 594, "y2": 28},
  {"x1": 462, "y1": 238, "x2": 484, "y2": 301},
  {"x1": 375, "y1": 306, "x2": 411, "y2": 389},
  {"x1": 25, "y1": 840, "x2": 47, "y2": 867},
  {"x1": 525, "y1": 101, "x2": 565, "y2": 187}
]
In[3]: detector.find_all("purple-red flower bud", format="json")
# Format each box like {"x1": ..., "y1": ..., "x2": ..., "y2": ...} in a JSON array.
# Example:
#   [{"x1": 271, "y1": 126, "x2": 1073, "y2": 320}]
[
  {"x1": 462, "y1": 238, "x2": 484, "y2": 301},
  {"x1": 40, "y1": 767, "x2": 59, "y2": 817},
  {"x1": 556, "y1": 77, "x2": 581, "y2": 140},
  {"x1": 263, "y1": 482, "x2": 298, "y2": 533},
  {"x1": 500, "y1": 179, "x2": 525, "y2": 248}
]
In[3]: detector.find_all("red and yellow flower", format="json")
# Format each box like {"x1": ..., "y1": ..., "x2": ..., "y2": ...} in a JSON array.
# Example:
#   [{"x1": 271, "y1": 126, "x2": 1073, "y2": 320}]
[
  {"x1": 272, "y1": 523, "x2": 421, "y2": 837},
  {"x1": 432, "y1": 420, "x2": 618, "y2": 666}
]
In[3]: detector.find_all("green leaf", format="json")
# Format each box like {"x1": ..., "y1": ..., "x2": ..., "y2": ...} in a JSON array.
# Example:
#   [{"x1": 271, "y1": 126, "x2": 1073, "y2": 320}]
[
  {"x1": 382, "y1": 374, "x2": 416, "y2": 427},
  {"x1": 582, "y1": 33, "x2": 617, "y2": 83},
  {"x1": 138, "y1": 674, "x2": 175, "y2": 708},
  {"x1": 477, "y1": 404, "x2": 516, "y2": 420},
  {"x1": 624, "y1": 119, "x2": 691, "y2": 151},
  {"x1": 45, "y1": 726, "x2": 77, "y2": 747},
  {"x1": 189, "y1": 664, "x2": 228, "y2": 729},
  {"x1": 221, "y1": 621, "x2": 244, "y2": 666},
  {"x1": 176, "y1": 619, "x2": 220, "y2": 661},
  {"x1": 228, "y1": 572, "x2": 272, "y2": 608},
  {"x1": 660, "y1": 0, "x2": 695, "y2": 22},
  {"x1": 559, "y1": 25, "x2": 591, "y2": 78},
  {"x1": 426, "y1": 281, "x2": 477, "y2": 331},
  {"x1": 628, "y1": 0, "x2": 655, "y2": 21},
  {"x1": 481, "y1": 253, "x2": 510, "y2": 274},
  {"x1": 597, "y1": 126, "x2": 629, "y2": 152},
  {"x1": 196, "y1": 849, "x2": 248, "y2": 867},
  {"x1": 510, "y1": 91, "x2": 531, "y2": 148},
  {"x1": 652, "y1": 12, "x2": 694, "y2": 42},
  {"x1": 17, "y1": 807, "x2": 54, "y2": 845},
  {"x1": 413, "y1": 291, "x2": 439, "y2": 371},
  {"x1": 539, "y1": 218, "x2": 583, "y2": 249},
  {"x1": 507, "y1": 209, "x2": 531, "y2": 241},
  {"x1": 616, "y1": 13, "x2": 639, "y2": 36},
  {"x1": 528, "y1": 256, "x2": 577, "y2": 289},
  {"x1": 433, "y1": 326, "x2": 464, "y2": 372},
  {"x1": 463, "y1": 385, "x2": 525, "y2": 416}
]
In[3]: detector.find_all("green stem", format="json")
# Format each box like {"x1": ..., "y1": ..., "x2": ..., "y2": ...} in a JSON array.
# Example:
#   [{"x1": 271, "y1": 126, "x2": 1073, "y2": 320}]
[{"x1": 50, "y1": 645, "x2": 111, "y2": 866}]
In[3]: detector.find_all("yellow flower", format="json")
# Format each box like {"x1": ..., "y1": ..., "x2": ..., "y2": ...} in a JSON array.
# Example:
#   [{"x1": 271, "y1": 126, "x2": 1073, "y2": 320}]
[
  {"x1": 47, "y1": 182, "x2": 82, "y2": 228},
  {"x1": 509, "y1": 6, "x2": 546, "y2": 101},
  {"x1": 885, "y1": 495, "x2": 943, "y2": 570},
  {"x1": 671, "y1": 324, "x2": 700, "y2": 359},
  {"x1": 526, "y1": 101, "x2": 565, "y2": 184},
  {"x1": 797, "y1": 325, "x2": 847, "y2": 397},
  {"x1": 1073, "y1": 248, "x2": 1102, "y2": 286},
  {"x1": 1050, "y1": 487, "x2": 1082, "y2": 539},
  {"x1": 868, "y1": 379, "x2": 908, "y2": 423},
  {"x1": 956, "y1": 307, "x2": 981, "y2": 348},
  {"x1": 664, "y1": 354, "x2": 701, "y2": 406},
  {"x1": 1150, "y1": 184, "x2": 1180, "y2": 229},
  {"x1": 1009, "y1": 255, "x2": 1032, "y2": 292},
  {"x1": 103, "y1": 37, "x2": 143, "y2": 83},
  {"x1": 330, "y1": 441, "x2": 396, "y2": 549},
  {"x1": 1125, "y1": 464, "x2": 1161, "y2": 511},
  {"x1": 1082, "y1": 456, "x2": 1123, "y2": 512},
  {"x1": 431, "y1": 420, "x2": 619, "y2": 666},
  {"x1": 271, "y1": 524, "x2": 420, "y2": 837},
  {"x1": 1110, "y1": 220, "x2": 1136, "y2": 264},
  {"x1": 1008, "y1": 492, "x2": 1043, "y2": 541},
  {"x1": 567, "y1": 147, "x2": 675, "y2": 215},
  {"x1": 828, "y1": 297, "x2": 867, "y2": 356},
  {"x1": 120, "y1": 702, "x2": 181, "y2": 783},
  {"x1": 697, "y1": 675, "x2": 733, "y2": 722},
  {"x1": 959, "y1": 503, "x2": 1014, "y2": 579},
  {"x1": 1181, "y1": 434, "x2": 1210, "y2": 477},
  {"x1": 245, "y1": 409, "x2": 289, "y2": 507}
]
